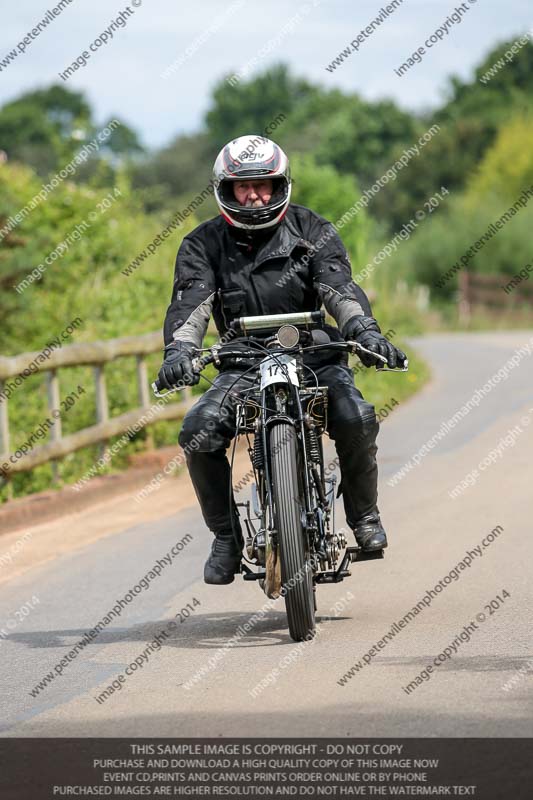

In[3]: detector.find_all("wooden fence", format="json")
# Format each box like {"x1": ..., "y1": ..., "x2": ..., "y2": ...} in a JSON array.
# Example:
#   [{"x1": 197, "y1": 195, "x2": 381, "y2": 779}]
[
  {"x1": 0, "y1": 332, "x2": 193, "y2": 490},
  {"x1": 459, "y1": 271, "x2": 533, "y2": 322}
]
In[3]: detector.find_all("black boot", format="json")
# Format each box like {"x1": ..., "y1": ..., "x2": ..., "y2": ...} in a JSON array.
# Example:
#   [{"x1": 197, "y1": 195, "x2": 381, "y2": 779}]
[
  {"x1": 204, "y1": 528, "x2": 244, "y2": 585},
  {"x1": 353, "y1": 512, "x2": 388, "y2": 552}
]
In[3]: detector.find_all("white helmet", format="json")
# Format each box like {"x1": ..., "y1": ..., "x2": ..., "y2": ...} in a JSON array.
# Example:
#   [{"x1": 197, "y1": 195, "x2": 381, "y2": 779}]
[{"x1": 213, "y1": 134, "x2": 291, "y2": 230}]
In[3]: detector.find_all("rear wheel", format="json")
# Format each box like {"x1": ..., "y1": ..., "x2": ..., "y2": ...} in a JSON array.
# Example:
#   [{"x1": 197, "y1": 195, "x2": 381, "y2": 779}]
[{"x1": 270, "y1": 422, "x2": 316, "y2": 642}]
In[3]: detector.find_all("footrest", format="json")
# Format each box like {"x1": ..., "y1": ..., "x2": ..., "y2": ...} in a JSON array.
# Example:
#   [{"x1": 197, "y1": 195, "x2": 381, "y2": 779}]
[
  {"x1": 315, "y1": 570, "x2": 351, "y2": 584},
  {"x1": 241, "y1": 564, "x2": 266, "y2": 581},
  {"x1": 314, "y1": 547, "x2": 384, "y2": 583},
  {"x1": 353, "y1": 548, "x2": 385, "y2": 562}
]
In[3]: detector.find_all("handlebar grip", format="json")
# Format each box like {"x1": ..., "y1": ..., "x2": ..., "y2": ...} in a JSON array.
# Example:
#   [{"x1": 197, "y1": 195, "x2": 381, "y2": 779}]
[{"x1": 152, "y1": 353, "x2": 215, "y2": 396}]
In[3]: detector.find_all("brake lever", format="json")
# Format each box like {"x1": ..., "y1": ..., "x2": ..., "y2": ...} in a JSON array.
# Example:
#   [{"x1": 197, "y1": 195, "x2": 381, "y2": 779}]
[
  {"x1": 151, "y1": 382, "x2": 185, "y2": 398},
  {"x1": 346, "y1": 341, "x2": 409, "y2": 372},
  {"x1": 346, "y1": 341, "x2": 387, "y2": 364},
  {"x1": 376, "y1": 360, "x2": 409, "y2": 373}
]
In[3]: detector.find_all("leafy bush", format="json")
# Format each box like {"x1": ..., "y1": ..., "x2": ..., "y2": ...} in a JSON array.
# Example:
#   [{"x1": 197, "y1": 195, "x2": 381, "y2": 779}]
[
  {"x1": 0, "y1": 162, "x2": 197, "y2": 500},
  {"x1": 290, "y1": 153, "x2": 371, "y2": 267},
  {"x1": 465, "y1": 114, "x2": 533, "y2": 207},
  {"x1": 386, "y1": 193, "x2": 533, "y2": 301}
]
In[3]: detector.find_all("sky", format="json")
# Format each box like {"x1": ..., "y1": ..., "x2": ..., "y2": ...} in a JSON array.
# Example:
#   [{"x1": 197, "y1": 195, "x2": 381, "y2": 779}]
[{"x1": 1, "y1": 0, "x2": 531, "y2": 150}]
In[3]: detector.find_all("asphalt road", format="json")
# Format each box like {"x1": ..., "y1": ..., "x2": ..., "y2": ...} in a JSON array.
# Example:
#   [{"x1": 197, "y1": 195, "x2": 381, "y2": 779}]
[{"x1": 1, "y1": 331, "x2": 532, "y2": 737}]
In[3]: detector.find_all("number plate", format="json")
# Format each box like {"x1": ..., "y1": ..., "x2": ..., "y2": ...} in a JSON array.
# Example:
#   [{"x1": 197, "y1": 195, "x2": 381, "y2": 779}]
[{"x1": 259, "y1": 354, "x2": 299, "y2": 389}]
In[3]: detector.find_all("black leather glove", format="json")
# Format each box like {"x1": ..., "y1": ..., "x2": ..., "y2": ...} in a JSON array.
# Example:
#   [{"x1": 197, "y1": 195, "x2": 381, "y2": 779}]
[
  {"x1": 343, "y1": 316, "x2": 407, "y2": 369},
  {"x1": 158, "y1": 341, "x2": 200, "y2": 389}
]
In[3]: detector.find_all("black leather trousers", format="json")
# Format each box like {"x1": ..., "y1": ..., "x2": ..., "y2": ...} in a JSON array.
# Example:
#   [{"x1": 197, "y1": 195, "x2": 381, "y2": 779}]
[{"x1": 178, "y1": 363, "x2": 380, "y2": 534}]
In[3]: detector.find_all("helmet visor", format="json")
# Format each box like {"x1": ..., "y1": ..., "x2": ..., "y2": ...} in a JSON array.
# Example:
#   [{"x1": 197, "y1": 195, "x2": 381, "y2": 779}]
[{"x1": 218, "y1": 175, "x2": 288, "y2": 211}]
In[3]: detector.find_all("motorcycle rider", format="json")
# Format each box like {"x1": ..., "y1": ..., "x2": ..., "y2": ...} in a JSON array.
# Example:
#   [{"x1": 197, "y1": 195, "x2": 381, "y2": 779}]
[{"x1": 158, "y1": 135, "x2": 406, "y2": 585}]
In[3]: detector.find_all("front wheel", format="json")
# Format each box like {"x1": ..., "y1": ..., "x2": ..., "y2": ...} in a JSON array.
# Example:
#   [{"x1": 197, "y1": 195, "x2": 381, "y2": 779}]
[{"x1": 270, "y1": 422, "x2": 316, "y2": 642}]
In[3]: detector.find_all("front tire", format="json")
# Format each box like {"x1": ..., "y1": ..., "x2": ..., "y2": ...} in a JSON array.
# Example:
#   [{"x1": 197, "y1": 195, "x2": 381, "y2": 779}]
[{"x1": 270, "y1": 422, "x2": 316, "y2": 642}]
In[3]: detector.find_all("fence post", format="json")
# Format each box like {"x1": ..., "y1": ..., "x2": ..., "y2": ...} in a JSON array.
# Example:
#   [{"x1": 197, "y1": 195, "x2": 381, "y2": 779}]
[
  {"x1": 93, "y1": 365, "x2": 109, "y2": 460},
  {"x1": 46, "y1": 370, "x2": 62, "y2": 484},
  {"x1": 0, "y1": 385, "x2": 13, "y2": 499},
  {"x1": 136, "y1": 355, "x2": 153, "y2": 449},
  {"x1": 458, "y1": 270, "x2": 471, "y2": 325}
]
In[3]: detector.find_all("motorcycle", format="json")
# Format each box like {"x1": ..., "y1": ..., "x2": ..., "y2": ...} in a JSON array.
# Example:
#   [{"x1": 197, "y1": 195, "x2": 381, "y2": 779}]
[{"x1": 153, "y1": 311, "x2": 408, "y2": 642}]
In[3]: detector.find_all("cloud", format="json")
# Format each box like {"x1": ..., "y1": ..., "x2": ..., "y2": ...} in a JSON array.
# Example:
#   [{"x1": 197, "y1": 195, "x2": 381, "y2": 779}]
[{"x1": 0, "y1": 0, "x2": 530, "y2": 148}]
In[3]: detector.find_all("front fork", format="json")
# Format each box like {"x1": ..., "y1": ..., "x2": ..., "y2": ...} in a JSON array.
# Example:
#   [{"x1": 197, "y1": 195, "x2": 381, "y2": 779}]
[
  {"x1": 268, "y1": 385, "x2": 340, "y2": 576},
  {"x1": 238, "y1": 384, "x2": 350, "y2": 583}
]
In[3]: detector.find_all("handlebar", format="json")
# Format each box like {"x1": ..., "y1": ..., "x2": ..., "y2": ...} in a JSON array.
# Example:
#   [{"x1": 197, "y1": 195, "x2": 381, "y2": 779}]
[{"x1": 152, "y1": 338, "x2": 408, "y2": 397}]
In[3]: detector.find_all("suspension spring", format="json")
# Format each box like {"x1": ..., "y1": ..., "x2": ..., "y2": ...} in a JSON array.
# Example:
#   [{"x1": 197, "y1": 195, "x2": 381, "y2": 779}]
[
  {"x1": 252, "y1": 433, "x2": 264, "y2": 470},
  {"x1": 306, "y1": 425, "x2": 321, "y2": 463}
]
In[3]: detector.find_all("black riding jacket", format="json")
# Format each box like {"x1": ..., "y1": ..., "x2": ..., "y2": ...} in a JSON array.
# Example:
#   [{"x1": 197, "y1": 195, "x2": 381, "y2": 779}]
[{"x1": 163, "y1": 204, "x2": 373, "y2": 355}]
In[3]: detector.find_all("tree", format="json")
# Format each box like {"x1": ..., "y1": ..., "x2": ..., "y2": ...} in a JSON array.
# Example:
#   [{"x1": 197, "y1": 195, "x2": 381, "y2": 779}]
[
  {"x1": 207, "y1": 65, "x2": 419, "y2": 185},
  {"x1": 370, "y1": 34, "x2": 533, "y2": 231},
  {"x1": 0, "y1": 85, "x2": 92, "y2": 172},
  {"x1": 0, "y1": 103, "x2": 63, "y2": 174},
  {"x1": 205, "y1": 64, "x2": 317, "y2": 145},
  {"x1": 440, "y1": 34, "x2": 533, "y2": 122},
  {"x1": 0, "y1": 86, "x2": 145, "y2": 178},
  {"x1": 465, "y1": 114, "x2": 533, "y2": 207},
  {"x1": 131, "y1": 132, "x2": 216, "y2": 216},
  {"x1": 318, "y1": 98, "x2": 418, "y2": 181},
  {"x1": 370, "y1": 116, "x2": 492, "y2": 230},
  {"x1": 13, "y1": 85, "x2": 91, "y2": 138},
  {"x1": 102, "y1": 118, "x2": 145, "y2": 160}
]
